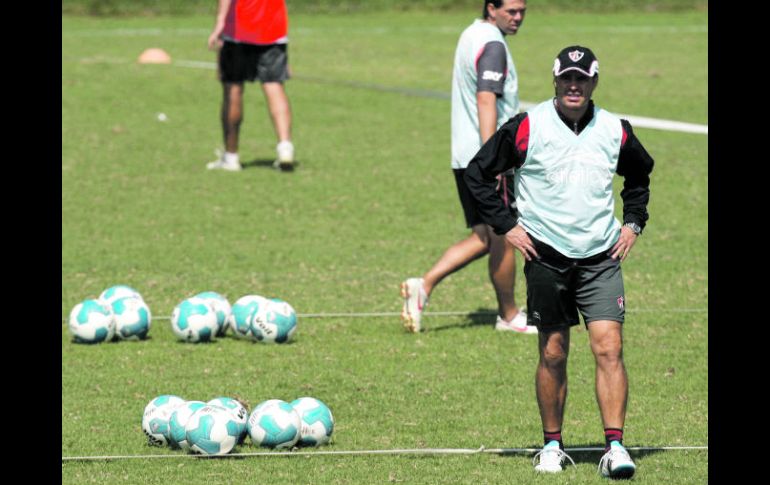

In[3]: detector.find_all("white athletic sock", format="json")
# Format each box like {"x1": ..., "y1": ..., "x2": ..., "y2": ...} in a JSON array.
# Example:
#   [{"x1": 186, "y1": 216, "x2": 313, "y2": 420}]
[
  {"x1": 276, "y1": 140, "x2": 294, "y2": 152},
  {"x1": 276, "y1": 141, "x2": 294, "y2": 163},
  {"x1": 224, "y1": 152, "x2": 239, "y2": 165}
]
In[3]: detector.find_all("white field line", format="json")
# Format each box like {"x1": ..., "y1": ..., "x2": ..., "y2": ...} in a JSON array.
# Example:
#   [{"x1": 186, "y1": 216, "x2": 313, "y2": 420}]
[
  {"x1": 518, "y1": 101, "x2": 708, "y2": 135},
  {"x1": 616, "y1": 115, "x2": 707, "y2": 135},
  {"x1": 173, "y1": 59, "x2": 217, "y2": 69},
  {"x1": 70, "y1": 56, "x2": 707, "y2": 135},
  {"x1": 171, "y1": 59, "x2": 708, "y2": 135},
  {"x1": 62, "y1": 445, "x2": 708, "y2": 461}
]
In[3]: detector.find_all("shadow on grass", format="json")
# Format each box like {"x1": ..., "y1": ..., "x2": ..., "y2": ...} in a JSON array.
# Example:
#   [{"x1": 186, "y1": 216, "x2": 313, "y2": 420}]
[
  {"x1": 424, "y1": 307, "x2": 498, "y2": 332},
  {"x1": 171, "y1": 336, "x2": 298, "y2": 345},
  {"x1": 495, "y1": 443, "x2": 664, "y2": 465},
  {"x1": 242, "y1": 158, "x2": 301, "y2": 171}
]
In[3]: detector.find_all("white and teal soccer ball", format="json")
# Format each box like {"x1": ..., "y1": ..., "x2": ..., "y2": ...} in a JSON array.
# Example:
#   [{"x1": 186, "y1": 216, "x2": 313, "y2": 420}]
[
  {"x1": 195, "y1": 292, "x2": 231, "y2": 337},
  {"x1": 207, "y1": 397, "x2": 249, "y2": 443},
  {"x1": 68, "y1": 299, "x2": 115, "y2": 344},
  {"x1": 247, "y1": 399, "x2": 301, "y2": 449},
  {"x1": 290, "y1": 397, "x2": 334, "y2": 446},
  {"x1": 252, "y1": 298, "x2": 297, "y2": 343},
  {"x1": 99, "y1": 285, "x2": 143, "y2": 305},
  {"x1": 171, "y1": 297, "x2": 218, "y2": 343},
  {"x1": 168, "y1": 400, "x2": 207, "y2": 450},
  {"x1": 185, "y1": 405, "x2": 241, "y2": 455},
  {"x1": 228, "y1": 295, "x2": 269, "y2": 340},
  {"x1": 112, "y1": 296, "x2": 151, "y2": 340},
  {"x1": 141, "y1": 395, "x2": 186, "y2": 446}
]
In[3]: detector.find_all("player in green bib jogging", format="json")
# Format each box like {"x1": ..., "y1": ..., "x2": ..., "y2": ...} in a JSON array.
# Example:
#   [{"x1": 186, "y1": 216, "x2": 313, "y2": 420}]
[
  {"x1": 401, "y1": 0, "x2": 535, "y2": 335},
  {"x1": 465, "y1": 46, "x2": 654, "y2": 478}
]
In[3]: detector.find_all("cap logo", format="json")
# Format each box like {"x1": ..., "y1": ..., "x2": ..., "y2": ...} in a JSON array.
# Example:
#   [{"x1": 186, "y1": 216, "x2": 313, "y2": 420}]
[{"x1": 568, "y1": 50, "x2": 584, "y2": 62}]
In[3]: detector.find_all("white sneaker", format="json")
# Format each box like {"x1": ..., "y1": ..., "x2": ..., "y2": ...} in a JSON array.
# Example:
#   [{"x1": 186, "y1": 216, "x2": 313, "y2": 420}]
[
  {"x1": 274, "y1": 141, "x2": 294, "y2": 171},
  {"x1": 207, "y1": 150, "x2": 242, "y2": 171},
  {"x1": 598, "y1": 441, "x2": 636, "y2": 479},
  {"x1": 495, "y1": 310, "x2": 537, "y2": 334},
  {"x1": 400, "y1": 278, "x2": 428, "y2": 333},
  {"x1": 533, "y1": 441, "x2": 575, "y2": 473}
]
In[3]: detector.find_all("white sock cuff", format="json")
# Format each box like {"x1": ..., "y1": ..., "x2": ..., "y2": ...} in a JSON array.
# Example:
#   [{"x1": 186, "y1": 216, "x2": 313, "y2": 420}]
[
  {"x1": 224, "y1": 152, "x2": 239, "y2": 165},
  {"x1": 276, "y1": 140, "x2": 294, "y2": 151}
]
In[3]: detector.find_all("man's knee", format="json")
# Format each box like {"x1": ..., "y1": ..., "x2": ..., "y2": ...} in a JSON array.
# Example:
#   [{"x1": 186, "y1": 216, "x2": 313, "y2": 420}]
[
  {"x1": 539, "y1": 332, "x2": 570, "y2": 369},
  {"x1": 593, "y1": 344, "x2": 623, "y2": 366},
  {"x1": 541, "y1": 346, "x2": 568, "y2": 369},
  {"x1": 589, "y1": 325, "x2": 624, "y2": 363}
]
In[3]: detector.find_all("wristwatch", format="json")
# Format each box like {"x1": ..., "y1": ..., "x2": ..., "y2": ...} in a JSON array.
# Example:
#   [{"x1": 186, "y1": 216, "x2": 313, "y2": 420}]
[{"x1": 624, "y1": 222, "x2": 642, "y2": 235}]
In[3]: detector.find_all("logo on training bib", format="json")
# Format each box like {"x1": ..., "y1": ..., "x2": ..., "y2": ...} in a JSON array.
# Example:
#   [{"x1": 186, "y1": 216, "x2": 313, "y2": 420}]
[{"x1": 544, "y1": 153, "x2": 613, "y2": 195}]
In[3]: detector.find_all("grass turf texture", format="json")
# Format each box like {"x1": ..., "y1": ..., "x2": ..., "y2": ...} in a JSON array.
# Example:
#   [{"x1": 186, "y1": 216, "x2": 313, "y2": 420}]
[
  {"x1": 62, "y1": 9, "x2": 707, "y2": 484},
  {"x1": 61, "y1": 0, "x2": 709, "y2": 16}
]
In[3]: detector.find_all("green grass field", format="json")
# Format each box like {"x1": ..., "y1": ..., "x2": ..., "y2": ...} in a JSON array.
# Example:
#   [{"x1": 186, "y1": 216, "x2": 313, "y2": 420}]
[{"x1": 62, "y1": 8, "x2": 708, "y2": 484}]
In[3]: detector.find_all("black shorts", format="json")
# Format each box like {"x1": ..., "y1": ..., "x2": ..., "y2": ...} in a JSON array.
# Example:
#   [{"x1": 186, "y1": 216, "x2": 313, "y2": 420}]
[
  {"x1": 524, "y1": 236, "x2": 625, "y2": 331},
  {"x1": 453, "y1": 169, "x2": 516, "y2": 228},
  {"x1": 218, "y1": 41, "x2": 289, "y2": 83}
]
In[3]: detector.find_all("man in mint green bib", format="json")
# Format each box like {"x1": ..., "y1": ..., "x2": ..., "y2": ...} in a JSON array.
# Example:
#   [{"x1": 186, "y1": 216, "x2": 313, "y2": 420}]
[
  {"x1": 401, "y1": 0, "x2": 534, "y2": 336},
  {"x1": 465, "y1": 45, "x2": 654, "y2": 479}
]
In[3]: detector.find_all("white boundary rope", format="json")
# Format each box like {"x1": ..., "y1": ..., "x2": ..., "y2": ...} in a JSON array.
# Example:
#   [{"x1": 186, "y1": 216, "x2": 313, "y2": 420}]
[
  {"x1": 61, "y1": 308, "x2": 707, "y2": 324},
  {"x1": 62, "y1": 445, "x2": 708, "y2": 461},
  {"x1": 140, "y1": 308, "x2": 707, "y2": 321}
]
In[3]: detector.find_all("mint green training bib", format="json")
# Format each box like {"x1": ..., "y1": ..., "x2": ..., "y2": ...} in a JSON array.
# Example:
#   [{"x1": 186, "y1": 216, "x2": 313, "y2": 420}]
[
  {"x1": 451, "y1": 19, "x2": 519, "y2": 169},
  {"x1": 516, "y1": 100, "x2": 623, "y2": 258}
]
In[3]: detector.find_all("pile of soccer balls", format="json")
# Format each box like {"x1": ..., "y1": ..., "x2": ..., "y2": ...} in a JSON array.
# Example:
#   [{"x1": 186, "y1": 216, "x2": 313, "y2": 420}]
[
  {"x1": 68, "y1": 285, "x2": 152, "y2": 343},
  {"x1": 142, "y1": 394, "x2": 334, "y2": 455},
  {"x1": 172, "y1": 293, "x2": 297, "y2": 344},
  {"x1": 67, "y1": 285, "x2": 297, "y2": 345}
]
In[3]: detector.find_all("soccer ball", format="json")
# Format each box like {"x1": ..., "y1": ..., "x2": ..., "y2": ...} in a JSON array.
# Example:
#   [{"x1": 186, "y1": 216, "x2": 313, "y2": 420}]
[
  {"x1": 195, "y1": 292, "x2": 231, "y2": 337},
  {"x1": 171, "y1": 297, "x2": 218, "y2": 343},
  {"x1": 228, "y1": 295, "x2": 269, "y2": 340},
  {"x1": 141, "y1": 395, "x2": 186, "y2": 446},
  {"x1": 290, "y1": 397, "x2": 334, "y2": 446},
  {"x1": 68, "y1": 299, "x2": 115, "y2": 344},
  {"x1": 112, "y1": 296, "x2": 151, "y2": 340},
  {"x1": 185, "y1": 405, "x2": 241, "y2": 455},
  {"x1": 168, "y1": 400, "x2": 207, "y2": 450},
  {"x1": 99, "y1": 285, "x2": 143, "y2": 305},
  {"x1": 207, "y1": 397, "x2": 249, "y2": 443},
  {"x1": 251, "y1": 298, "x2": 297, "y2": 343},
  {"x1": 247, "y1": 399, "x2": 301, "y2": 449}
]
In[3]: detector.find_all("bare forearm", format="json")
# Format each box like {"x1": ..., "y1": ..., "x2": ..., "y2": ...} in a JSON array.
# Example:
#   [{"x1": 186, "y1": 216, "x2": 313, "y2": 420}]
[
  {"x1": 477, "y1": 91, "x2": 498, "y2": 145},
  {"x1": 208, "y1": 0, "x2": 232, "y2": 49},
  {"x1": 214, "y1": 0, "x2": 232, "y2": 25}
]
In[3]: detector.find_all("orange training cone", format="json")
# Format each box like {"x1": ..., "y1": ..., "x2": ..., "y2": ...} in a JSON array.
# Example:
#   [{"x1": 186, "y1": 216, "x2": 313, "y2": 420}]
[{"x1": 138, "y1": 48, "x2": 171, "y2": 64}]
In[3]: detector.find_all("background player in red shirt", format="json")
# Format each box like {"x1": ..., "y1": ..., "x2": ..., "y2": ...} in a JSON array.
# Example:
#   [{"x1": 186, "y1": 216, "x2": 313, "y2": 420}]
[{"x1": 207, "y1": 0, "x2": 295, "y2": 171}]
